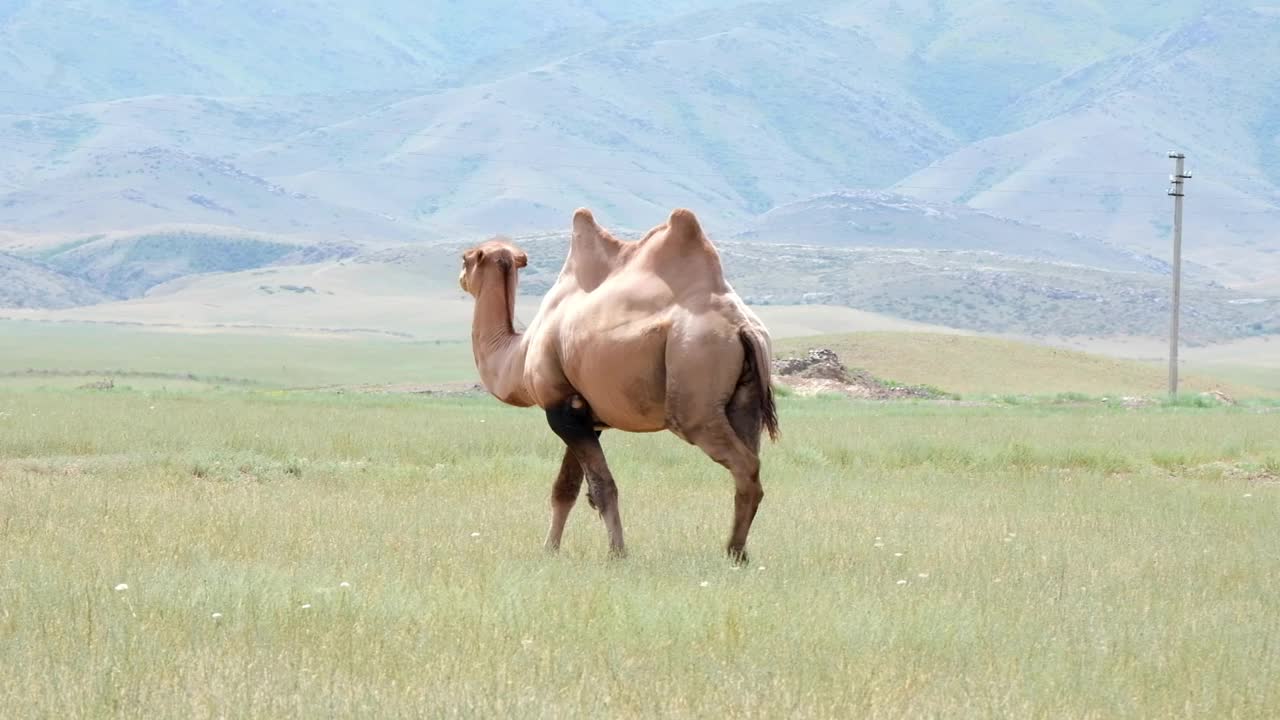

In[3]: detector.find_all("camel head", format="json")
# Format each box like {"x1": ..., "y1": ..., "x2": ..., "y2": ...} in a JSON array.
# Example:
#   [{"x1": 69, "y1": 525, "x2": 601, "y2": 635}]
[{"x1": 459, "y1": 238, "x2": 528, "y2": 296}]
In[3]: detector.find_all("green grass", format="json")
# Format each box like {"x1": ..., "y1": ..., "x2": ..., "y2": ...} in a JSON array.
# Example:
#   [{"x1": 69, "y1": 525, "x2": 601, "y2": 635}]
[
  {"x1": 777, "y1": 332, "x2": 1273, "y2": 399},
  {"x1": 2, "y1": 386, "x2": 1278, "y2": 718},
  {"x1": 0, "y1": 320, "x2": 474, "y2": 388}
]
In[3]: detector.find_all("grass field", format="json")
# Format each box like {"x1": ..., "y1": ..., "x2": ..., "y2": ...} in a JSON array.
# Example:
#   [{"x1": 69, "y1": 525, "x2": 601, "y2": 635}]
[
  {"x1": 6, "y1": 321, "x2": 1276, "y2": 401},
  {"x1": 0, "y1": 320, "x2": 473, "y2": 389},
  {"x1": 2, "y1": 383, "x2": 1279, "y2": 717},
  {"x1": 3, "y1": 323, "x2": 1279, "y2": 716}
]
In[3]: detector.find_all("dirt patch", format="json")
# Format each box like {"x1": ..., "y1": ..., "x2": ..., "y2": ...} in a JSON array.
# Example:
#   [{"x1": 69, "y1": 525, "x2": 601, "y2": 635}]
[
  {"x1": 772, "y1": 348, "x2": 941, "y2": 400},
  {"x1": 1201, "y1": 389, "x2": 1236, "y2": 406}
]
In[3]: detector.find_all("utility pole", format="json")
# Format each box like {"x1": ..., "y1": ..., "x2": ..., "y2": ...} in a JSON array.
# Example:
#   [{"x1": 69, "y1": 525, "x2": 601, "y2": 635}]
[{"x1": 1166, "y1": 152, "x2": 1191, "y2": 398}]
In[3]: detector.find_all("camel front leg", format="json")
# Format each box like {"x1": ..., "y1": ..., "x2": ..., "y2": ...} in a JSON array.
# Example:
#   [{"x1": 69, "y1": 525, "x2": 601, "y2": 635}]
[
  {"x1": 544, "y1": 447, "x2": 584, "y2": 552},
  {"x1": 546, "y1": 398, "x2": 625, "y2": 558}
]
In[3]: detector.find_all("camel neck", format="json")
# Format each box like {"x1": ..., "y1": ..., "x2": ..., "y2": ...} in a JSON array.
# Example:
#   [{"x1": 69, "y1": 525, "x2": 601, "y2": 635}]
[{"x1": 470, "y1": 264, "x2": 532, "y2": 406}]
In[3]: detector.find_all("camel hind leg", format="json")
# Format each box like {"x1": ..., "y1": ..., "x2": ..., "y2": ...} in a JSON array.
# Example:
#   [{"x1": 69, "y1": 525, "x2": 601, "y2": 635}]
[
  {"x1": 544, "y1": 447, "x2": 584, "y2": 552},
  {"x1": 666, "y1": 331, "x2": 769, "y2": 563},
  {"x1": 670, "y1": 385, "x2": 764, "y2": 563},
  {"x1": 727, "y1": 368, "x2": 764, "y2": 456},
  {"x1": 544, "y1": 429, "x2": 603, "y2": 552},
  {"x1": 682, "y1": 415, "x2": 762, "y2": 564}
]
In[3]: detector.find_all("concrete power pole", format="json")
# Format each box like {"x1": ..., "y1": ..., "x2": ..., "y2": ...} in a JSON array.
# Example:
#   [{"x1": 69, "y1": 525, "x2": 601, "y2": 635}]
[{"x1": 1166, "y1": 152, "x2": 1191, "y2": 398}]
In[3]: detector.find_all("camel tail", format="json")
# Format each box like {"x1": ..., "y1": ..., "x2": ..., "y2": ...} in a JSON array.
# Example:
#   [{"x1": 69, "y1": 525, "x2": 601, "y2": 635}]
[{"x1": 740, "y1": 328, "x2": 780, "y2": 443}]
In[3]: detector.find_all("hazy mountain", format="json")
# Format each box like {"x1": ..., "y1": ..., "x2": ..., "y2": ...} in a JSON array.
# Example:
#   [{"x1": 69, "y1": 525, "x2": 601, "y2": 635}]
[
  {"x1": 894, "y1": 5, "x2": 1280, "y2": 288},
  {"x1": 0, "y1": 251, "x2": 110, "y2": 308},
  {"x1": 0, "y1": 1, "x2": 741, "y2": 109},
  {"x1": 424, "y1": 230, "x2": 1275, "y2": 343},
  {"x1": 736, "y1": 191, "x2": 1164, "y2": 272},
  {"x1": 1, "y1": 0, "x2": 1277, "y2": 335}
]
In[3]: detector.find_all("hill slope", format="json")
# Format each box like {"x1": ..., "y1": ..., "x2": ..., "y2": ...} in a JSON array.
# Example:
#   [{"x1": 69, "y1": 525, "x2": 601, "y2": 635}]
[
  {"x1": 736, "y1": 191, "x2": 1163, "y2": 271},
  {"x1": 449, "y1": 230, "x2": 1275, "y2": 342},
  {"x1": 0, "y1": 1, "x2": 745, "y2": 109},
  {"x1": 0, "y1": 253, "x2": 109, "y2": 308},
  {"x1": 1, "y1": 0, "x2": 1277, "y2": 330},
  {"x1": 893, "y1": 6, "x2": 1280, "y2": 289},
  {"x1": 775, "y1": 332, "x2": 1264, "y2": 397}
]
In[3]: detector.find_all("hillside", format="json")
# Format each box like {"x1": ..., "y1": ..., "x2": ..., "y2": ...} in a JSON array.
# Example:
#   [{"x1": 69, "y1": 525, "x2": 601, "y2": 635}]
[
  {"x1": 0, "y1": 143, "x2": 419, "y2": 242},
  {"x1": 893, "y1": 5, "x2": 1280, "y2": 289},
  {"x1": 434, "y1": 231, "x2": 1275, "y2": 342},
  {"x1": 0, "y1": 224, "x2": 1274, "y2": 343},
  {"x1": 0, "y1": 253, "x2": 109, "y2": 308},
  {"x1": 736, "y1": 191, "x2": 1163, "y2": 271},
  {"x1": 1, "y1": 0, "x2": 1277, "y2": 336},
  {"x1": 0, "y1": 241, "x2": 955, "y2": 341},
  {"x1": 3, "y1": 1, "x2": 1263, "y2": 244},
  {"x1": 0, "y1": 2, "x2": 746, "y2": 109},
  {"x1": 775, "y1": 332, "x2": 1263, "y2": 397},
  {"x1": 0, "y1": 229, "x2": 361, "y2": 302}
]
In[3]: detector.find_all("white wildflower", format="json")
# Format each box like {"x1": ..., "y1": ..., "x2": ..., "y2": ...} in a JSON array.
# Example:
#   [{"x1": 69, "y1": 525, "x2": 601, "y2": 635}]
[
  {"x1": 300, "y1": 603, "x2": 312, "y2": 610},
  {"x1": 757, "y1": 566, "x2": 766, "y2": 572},
  {"x1": 113, "y1": 583, "x2": 129, "y2": 592},
  {"x1": 211, "y1": 612, "x2": 223, "y2": 620},
  {"x1": 896, "y1": 579, "x2": 908, "y2": 585},
  {"x1": 894, "y1": 552, "x2": 904, "y2": 557},
  {"x1": 339, "y1": 581, "x2": 351, "y2": 588},
  {"x1": 699, "y1": 581, "x2": 710, "y2": 588},
  {"x1": 470, "y1": 532, "x2": 481, "y2": 537},
  {"x1": 917, "y1": 573, "x2": 929, "y2": 579}
]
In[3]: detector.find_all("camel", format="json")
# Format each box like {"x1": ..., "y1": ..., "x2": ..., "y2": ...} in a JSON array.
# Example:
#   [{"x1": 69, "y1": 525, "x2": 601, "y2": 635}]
[{"x1": 458, "y1": 207, "x2": 779, "y2": 562}]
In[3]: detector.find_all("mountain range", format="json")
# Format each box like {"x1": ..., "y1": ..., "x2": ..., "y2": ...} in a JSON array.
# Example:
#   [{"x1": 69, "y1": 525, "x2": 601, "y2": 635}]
[{"x1": 1, "y1": 0, "x2": 1276, "y2": 339}]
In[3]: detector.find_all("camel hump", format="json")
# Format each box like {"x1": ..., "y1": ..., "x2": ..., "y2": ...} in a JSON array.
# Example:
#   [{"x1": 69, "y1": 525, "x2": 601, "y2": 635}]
[
  {"x1": 667, "y1": 208, "x2": 703, "y2": 237},
  {"x1": 572, "y1": 207, "x2": 598, "y2": 233}
]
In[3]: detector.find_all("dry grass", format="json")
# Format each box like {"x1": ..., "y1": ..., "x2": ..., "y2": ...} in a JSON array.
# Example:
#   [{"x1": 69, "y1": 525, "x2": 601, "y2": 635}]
[
  {"x1": 0, "y1": 320, "x2": 474, "y2": 389},
  {"x1": 2, "y1": 387, "x2": 1278, "y2": 718}
]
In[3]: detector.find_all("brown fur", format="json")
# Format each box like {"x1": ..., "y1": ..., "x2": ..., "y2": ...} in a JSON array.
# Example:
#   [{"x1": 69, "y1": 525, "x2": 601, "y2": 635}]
[{"x1": 459, "y1": 207, "x2": 780, "y2": 561}]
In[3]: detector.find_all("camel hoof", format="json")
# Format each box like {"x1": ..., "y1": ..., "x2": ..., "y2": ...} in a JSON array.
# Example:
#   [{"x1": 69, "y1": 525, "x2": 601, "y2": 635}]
[
  {"x1": 607, "y1": 546, "x2": 628, "y2": 560},
  {"x1": 727, "y1": 546, "x2": 750, "y2": 566}
]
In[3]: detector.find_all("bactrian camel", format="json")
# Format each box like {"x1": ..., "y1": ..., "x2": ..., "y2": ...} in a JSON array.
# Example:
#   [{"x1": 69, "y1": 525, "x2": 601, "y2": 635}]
[{"x1": 459, "y1": 207, "x2": 779, "y2": 562}]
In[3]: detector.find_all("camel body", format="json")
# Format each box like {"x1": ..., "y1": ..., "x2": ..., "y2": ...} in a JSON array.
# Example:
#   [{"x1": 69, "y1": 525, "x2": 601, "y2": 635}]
[
  {"x1": 521, "y1": 208, "x2": 772, "y2": 434},
  {"x1": 460, "y1": 208, "x2": 778, "y2": 560}
]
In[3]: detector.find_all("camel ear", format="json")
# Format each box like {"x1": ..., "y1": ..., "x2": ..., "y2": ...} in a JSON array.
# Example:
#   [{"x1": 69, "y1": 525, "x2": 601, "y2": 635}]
[
  {"x1": 513, "y1": 251, "x2": 527, "y2": 269},
  {"x1": 463, "y1": 248, "x2": 484, "y2": 265}
]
